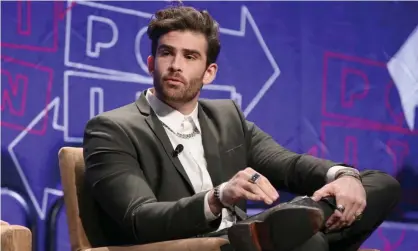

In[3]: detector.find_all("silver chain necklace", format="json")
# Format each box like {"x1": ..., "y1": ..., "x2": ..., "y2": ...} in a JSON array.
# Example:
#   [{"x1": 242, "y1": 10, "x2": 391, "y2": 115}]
[{"x1": 161, "y1": 122, "x2": 200, "y2": 139}]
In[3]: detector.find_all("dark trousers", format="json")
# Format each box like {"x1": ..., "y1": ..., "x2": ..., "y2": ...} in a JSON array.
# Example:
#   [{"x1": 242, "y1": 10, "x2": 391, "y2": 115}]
[
  {"x1": 217, "y1": 170, "x2": 401, "y2": 251},
  {"x1": 320, "y1": 170, "x2": 401, "y2": 251}
]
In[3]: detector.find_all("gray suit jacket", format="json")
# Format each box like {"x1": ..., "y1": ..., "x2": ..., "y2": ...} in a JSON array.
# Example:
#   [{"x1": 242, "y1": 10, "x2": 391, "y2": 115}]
[{"x1": 82, "y1": 90, "x2": 338, "y2": 246}]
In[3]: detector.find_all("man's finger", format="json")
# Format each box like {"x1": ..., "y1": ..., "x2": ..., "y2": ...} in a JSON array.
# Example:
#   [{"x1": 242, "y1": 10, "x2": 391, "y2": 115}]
[
  {"x1": 312, "y1": 185, "x2": 333, "y2": 201},
  {"x1": 239, "y1": 187, "x2": 264, "y2": 202},
  {"x1": 342, "y1": 202, "x2": 355, "y2": 224},
  {"x1": 329, "y1": 219, "x2": 346, "y2": 231},
  {"x1": 256, "y1": 176, "x2": 279, "y2": 201},
  {"x1": 241, "y1": 180, "x2": 273, "y2": 204},
  {"x1": 346, "y1": 198, "x2": 365, "y2": 225},
  {"x1": 243, "y1": 169, "x2": 278, "y2": 203},
  {"x1": 345, "y1": 203, "x2": 359, "y2": 225},
  {"x1": 332, "y1": 192, "x2": 354, "y2": 230},
  {"x1": 338, "y1": 194, "x2": 357, "y2": 224},
  {"x1": 325, "y1": 211, "x2": 341, "y2": 230},
  {"x1": 327, "y1": 209, "x2": 346, "y2": 231}
]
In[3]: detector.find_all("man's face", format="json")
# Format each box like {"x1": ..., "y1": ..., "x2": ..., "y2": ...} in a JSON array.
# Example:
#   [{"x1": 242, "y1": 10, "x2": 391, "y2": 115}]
[{"x1": 147, "y1": 30, "x2": 217, "y2": 103}]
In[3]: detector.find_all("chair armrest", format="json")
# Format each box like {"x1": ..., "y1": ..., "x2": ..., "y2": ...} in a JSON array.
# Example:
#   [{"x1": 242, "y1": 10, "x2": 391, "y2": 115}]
[
  {"x1": 0, "y1": 224, "x2": 32, "y2": 251},
  {"x1": 83, "y1": 237, "x2": 229, "y2": 251}
]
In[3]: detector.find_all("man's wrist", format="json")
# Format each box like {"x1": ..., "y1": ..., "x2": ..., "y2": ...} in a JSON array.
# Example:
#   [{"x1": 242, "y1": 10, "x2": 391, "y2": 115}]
[
  {"x1": 327, "y1": 165, "x2": 360, "y2": 182},
  {"x1": 335, "y1": 168, "x2": 362, "y2": 183},
  {"x1": 208, "y1": 187, "x2": 223, "y2": 216},
  {"x1": 204, "y1": 191, "x2": 220, "y2": 221}
]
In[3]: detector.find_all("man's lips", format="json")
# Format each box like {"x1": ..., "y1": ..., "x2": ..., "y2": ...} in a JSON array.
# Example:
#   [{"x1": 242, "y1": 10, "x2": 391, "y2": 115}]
[{"x1": 164, "y1": 77, "x2": 184, "y2": 84}]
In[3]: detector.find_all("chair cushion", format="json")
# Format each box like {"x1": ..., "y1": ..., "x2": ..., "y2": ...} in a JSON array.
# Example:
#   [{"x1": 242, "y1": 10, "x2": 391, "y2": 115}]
[{"x1": 83, "y1": 237, "x2": 229, "y2": 251}]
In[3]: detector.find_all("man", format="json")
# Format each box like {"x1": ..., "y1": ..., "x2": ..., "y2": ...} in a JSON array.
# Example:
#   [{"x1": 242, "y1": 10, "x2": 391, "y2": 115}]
[{"x1": 82, "y1": 4, "x2": 401, "y2": 251}]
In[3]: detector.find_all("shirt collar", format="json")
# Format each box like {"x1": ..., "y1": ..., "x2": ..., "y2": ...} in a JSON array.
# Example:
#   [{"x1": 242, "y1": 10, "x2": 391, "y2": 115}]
[{"x1": 145, "y1": 88, "x2": 201, "y2": 132}]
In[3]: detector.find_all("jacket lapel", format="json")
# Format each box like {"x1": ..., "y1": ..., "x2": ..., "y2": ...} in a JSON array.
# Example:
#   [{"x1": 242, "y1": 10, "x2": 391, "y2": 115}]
[
  {"x1": 198, "y1": 105, "x2": 223, "y2": 187},
  {"x1": 136, "y1": 91, "x2": 195, "y2": 194}
]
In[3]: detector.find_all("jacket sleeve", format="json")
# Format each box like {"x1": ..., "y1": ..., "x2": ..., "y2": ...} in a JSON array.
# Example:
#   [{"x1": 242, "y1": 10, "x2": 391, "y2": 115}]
[
  {"x1": 83, "y1": 115, "x2": 220, "y2": 244},
  {"x1": 231, "y1": 102, "x2": 338, "y2": 195}
]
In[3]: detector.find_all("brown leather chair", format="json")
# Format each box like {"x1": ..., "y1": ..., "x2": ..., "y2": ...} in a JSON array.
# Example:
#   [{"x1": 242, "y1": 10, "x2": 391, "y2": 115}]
[
  {"x1": 58, "y1": 146, "x2": 229, "y2": 251},
  {"x1": 58, "y1": 146, "x2": 379, "y2": 251},
  {"x1": 0, "y1": 220, "x2": 32, "y2": 251}
]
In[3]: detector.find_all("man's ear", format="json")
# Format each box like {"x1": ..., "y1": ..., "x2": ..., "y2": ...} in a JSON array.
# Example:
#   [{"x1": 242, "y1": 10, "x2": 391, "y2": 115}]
[
  {"x1": 203, "y1": 63, "x2": 218, "y2": 85},
  {"x1": 147, "y1": 55, "x2": 155, "y2": 75}
]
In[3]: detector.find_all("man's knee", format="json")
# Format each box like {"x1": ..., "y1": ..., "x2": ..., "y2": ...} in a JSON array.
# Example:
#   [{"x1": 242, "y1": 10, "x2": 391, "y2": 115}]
[
  {"x1": 292, "y1": 232, "x2": 328, "y2": 251},
  {"x1": 361, "y1": 170, "x2": 401, "y2": 206},
  {"x1": 380, "y1": 172, "x2": 401, "y2": 202}
]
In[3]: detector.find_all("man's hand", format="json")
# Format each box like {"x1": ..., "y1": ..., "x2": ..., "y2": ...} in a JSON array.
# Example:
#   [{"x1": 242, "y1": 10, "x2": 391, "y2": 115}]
[
  {"x1": 209, "y1": 167, "x2": 279, "y2": 214},
  {"x1": 312, "y1": 176, "x2": 366, "y2": 231}
]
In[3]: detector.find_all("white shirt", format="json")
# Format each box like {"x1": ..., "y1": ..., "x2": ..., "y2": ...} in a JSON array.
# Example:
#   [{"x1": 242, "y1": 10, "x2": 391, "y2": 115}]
[
  {"x1": 145, "y1": 88, "x2": 353, "y2": 231},
  {"x1": 145, "y1": 89, "x2": 235, "y2": 230}
]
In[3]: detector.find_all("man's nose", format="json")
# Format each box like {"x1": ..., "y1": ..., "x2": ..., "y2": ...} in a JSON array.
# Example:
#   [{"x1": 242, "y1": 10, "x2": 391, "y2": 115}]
[{"x1": 169, "y1": 55, "x2": 182, "y2": 72}]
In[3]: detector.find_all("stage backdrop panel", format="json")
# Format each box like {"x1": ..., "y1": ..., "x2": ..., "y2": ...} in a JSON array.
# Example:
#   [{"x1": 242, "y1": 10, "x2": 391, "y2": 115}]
[{"x1": 1, "y1": 1, "x2": 418, "y2": 251}]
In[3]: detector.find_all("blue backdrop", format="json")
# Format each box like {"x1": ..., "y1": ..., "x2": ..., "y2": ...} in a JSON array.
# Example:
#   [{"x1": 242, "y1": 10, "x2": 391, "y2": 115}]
[{"x1": 1, "y1": 1, "x2": 418, "y2": 251}]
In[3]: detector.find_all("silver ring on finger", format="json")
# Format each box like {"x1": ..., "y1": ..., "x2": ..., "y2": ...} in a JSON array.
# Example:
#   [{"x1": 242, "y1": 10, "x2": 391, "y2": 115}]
[
  {"x1": 336, "y1": 204, "x2": 345, "y2": 213},
  {"x1": 248, "y1": 173, "x2": 261, "y2": 184}
]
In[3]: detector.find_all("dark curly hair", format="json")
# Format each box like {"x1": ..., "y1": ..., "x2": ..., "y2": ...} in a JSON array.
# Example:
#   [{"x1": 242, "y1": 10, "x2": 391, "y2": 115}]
[{"x1": 147, "y1": 4, "x2": 221, "y2": 66}]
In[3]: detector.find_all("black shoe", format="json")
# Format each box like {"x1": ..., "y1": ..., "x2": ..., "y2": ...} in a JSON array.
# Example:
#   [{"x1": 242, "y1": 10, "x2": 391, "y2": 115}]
[
  {"x1": 227, "y1": 200, "x2": 324, "y2": 251},
  {"x1": 289, "y1": 196, "x2": 338, "y2": 226}
]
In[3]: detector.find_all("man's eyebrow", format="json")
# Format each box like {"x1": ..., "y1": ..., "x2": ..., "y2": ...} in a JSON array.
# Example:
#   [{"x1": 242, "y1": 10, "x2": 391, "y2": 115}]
[
  {"x1": 157, "y1": 44, "x2": 174, "y2": 51},
  {"x1": 183, "y1": 48, "x2": 202, "y2": 57},
  {"x1": 157, "y1": 44, "x2": 202, "y2": 57}
]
